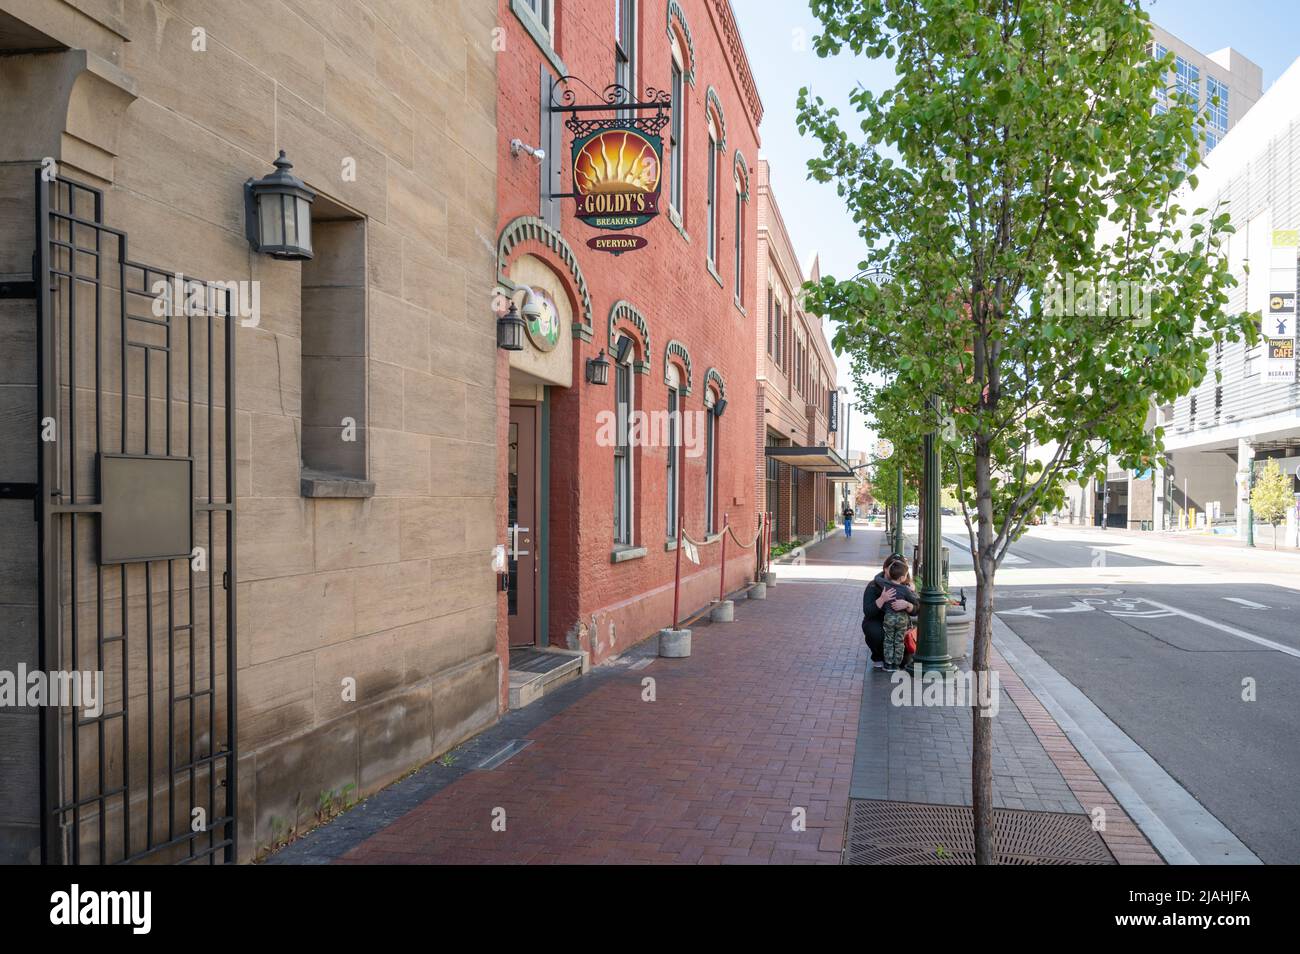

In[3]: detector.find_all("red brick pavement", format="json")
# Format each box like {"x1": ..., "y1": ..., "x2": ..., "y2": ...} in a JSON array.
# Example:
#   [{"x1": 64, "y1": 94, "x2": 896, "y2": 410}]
[
  {"x1": 338, "y1": 559, "x2": 868, "y2": 864},
  {"x1": 992, "y1": 646, "x2": 1163, "y2": 865}
]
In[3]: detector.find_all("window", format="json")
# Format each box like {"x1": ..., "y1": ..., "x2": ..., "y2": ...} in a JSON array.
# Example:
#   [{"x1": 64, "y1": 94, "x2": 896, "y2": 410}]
[
  {"x1": 705, "y1": 396, "x2": 718, "y2": 535},
  {"x1": 765, "y1": 444, "x2": 780, "y2": 528},
  {"x1": 774, "y1": 295, "x2": 783, "y2": 368},
  {"x1": 706, "y1": 118, "x2": 718, "y2": 266},
  {"x1": 1173, "y1": 55, "x2": 1199, "y2": 110},
  {"x1": 614, "y1": 346, "x2": 634, "y2": 545},
  {"x1": 615, "y1": 0, "x2": 636, "y2": 106},
  {"x1": 522, "y1": 0, "x2": 553, "y2": 38},
  {"x1": 669, "y1": 36, "x2": 684, "y2": 213},
  {"x1": 790, "y1": 466, "x2": 801, "y2": 534},
  {"x1": 766, "y1": 286, "x2": 774, "y2": 356},
  {"x1": 666, "y1": 364, "x2": 681, "y2": 539},
  {"x1": 733, "y1": 181, "x2": 743, "y2": 298}
]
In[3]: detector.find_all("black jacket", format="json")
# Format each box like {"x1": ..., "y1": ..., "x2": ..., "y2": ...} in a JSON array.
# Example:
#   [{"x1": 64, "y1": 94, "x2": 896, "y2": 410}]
[{"x1": 863, "y1": 572, "x2": 918, "y2": 623}]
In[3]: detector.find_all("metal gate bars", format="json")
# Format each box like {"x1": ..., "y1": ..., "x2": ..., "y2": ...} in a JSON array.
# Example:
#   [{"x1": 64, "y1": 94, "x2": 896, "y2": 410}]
[{"x1": 36, "y1": 171, "x2": 238, "y2": 863}]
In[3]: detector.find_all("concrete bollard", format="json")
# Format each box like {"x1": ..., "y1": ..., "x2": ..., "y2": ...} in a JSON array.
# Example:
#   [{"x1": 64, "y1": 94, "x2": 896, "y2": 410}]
[
  {"x1": 709, "y1": 599, "x2": 734, "y2": 622},
  {"x1": 749, "y1": 582, "x2": 767, "y2": 600},
  {"x1": 762, "y1": 571, "x2": 776, "y2": 587},
  {"x1": 658, "y1": 628, "x2": 692, "y2": 657}
]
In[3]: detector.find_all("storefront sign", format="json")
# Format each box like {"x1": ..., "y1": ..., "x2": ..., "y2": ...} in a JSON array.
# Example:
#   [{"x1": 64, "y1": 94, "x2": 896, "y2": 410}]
[
  {"x1": 875, "y1": 438, "x2": 895, "y2": 461},
  {"x1": 828, "y1": 391, "x2": 839, "y2": 432},
  {"x1": 1266, "y1": 231, "x2": 1297, "y2": 383},
  {"x1": 1268, "y1": 291, "x2": 1295, "y2": 338},
  {"x1": 550, "y1": 77, "x2": 671, "y2": 254},
  {"x1": 572, "y1": 127, "x2": 662, "y2": 230},
  {"x1": 524, "y1": 286, "x2": 560, "y2": 352},
  {"x1": 587, "y1": 234, "x2": 649, "y2": 255}
]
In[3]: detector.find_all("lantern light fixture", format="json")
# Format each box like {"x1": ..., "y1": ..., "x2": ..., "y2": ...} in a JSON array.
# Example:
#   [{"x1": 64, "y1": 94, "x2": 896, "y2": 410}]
[
  {"x1": 585, "y1": 348, "x2": 611, "y2": 386},
  {"x1": 497, "y1": 302, "x2": 526, "y2": 351},
  {"x1": 713, "y1": 398, "x2": 728, "y2": 418},
  {"x1": 244, "y1": 150, "x2": 316, "y2": 260},
  {"x1": 613, "y1": 335, "x2": 634, "y2": 365}
]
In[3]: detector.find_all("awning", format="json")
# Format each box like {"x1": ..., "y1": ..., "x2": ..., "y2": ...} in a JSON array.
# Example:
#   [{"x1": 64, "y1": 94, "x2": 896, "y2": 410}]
[{"x1": 764, "y1": 445, "x2": 853, "y2": 475}]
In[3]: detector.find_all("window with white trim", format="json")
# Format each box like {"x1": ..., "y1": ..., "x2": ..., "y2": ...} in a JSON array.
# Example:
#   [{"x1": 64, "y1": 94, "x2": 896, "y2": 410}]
[
  {"x1": 666, "y1": 363, "x2": 682, "y2": 539},
  {"x1": 705, "y1": 391, "x2": 718, "y2": 534},
  {"x1": 615, "y1": 0, "x2": 636, "y2": 111},
  {"x1": 733, "y1": 173, "x2": 744, "y2": 299},
  {"x1": 669, "y1": 32, "x2": 685, "y2": 215},
  {"x1": 706, "y1": 115, "x2": 718, "y2": 267},
  {"x1": 614, "y1": 342, "x2": 635, "y2": 545},
  {"x1": 522, "y1": 0, "x2": 554, "y2": 38}
]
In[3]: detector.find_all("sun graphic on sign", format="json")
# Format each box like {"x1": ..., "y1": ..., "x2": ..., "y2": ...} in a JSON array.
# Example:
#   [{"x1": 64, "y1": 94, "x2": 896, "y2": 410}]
[{"x1": 574, "y1": 130, "x2": 661, "y2": 195}]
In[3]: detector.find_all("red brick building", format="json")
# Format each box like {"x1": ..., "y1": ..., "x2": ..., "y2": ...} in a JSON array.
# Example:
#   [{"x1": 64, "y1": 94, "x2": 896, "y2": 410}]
[
  {"x1": 754, "y1": 160, "x2": 846, "y2": 543},
  {"x1": 493, "y1": 0, "x2": 763, "y2": 703}
]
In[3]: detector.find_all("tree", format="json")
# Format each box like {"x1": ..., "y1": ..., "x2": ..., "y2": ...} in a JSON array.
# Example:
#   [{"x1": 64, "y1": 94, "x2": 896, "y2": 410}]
[
  {"x1": 798, "y1": 0, "x2": 1251, "y2": 863},
  {"x1": 1251, "y1": 459, "x2": 1294, "y2": 550}
]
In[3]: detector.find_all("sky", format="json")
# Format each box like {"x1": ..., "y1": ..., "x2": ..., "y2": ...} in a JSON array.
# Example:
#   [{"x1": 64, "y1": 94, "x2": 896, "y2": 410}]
[{"x1": 730, "y1": 0, "x2": 1300, "y2": 459}]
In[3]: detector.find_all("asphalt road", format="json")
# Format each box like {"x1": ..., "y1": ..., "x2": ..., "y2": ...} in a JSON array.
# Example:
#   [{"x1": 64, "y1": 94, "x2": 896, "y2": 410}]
[{"x1": 964, "y1": 527, "x2": 1300, "y2": 864}]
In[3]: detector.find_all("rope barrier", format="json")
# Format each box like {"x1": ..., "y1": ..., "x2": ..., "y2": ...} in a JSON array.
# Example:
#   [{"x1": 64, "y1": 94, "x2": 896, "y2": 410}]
[{"x1": 724, "y1": 523, "x2": 760, "y2": 550}]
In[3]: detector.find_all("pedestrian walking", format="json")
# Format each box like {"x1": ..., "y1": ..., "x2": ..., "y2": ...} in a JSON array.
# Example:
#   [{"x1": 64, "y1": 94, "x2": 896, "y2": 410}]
[{"x1": 842, "y1": 502, "x2": 855, "y2": 537}]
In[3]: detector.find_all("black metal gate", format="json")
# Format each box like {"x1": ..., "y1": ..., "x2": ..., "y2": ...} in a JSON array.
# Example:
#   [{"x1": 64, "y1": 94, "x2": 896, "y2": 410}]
[{"x1": 36, "y1": 171, "x2": 238, "y2": 863}]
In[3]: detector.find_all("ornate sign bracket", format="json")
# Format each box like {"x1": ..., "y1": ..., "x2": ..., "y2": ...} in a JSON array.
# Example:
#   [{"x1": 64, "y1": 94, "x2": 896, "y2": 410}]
[{"x1": 547, "y1": 76, "x2": 671, "y2": 202}]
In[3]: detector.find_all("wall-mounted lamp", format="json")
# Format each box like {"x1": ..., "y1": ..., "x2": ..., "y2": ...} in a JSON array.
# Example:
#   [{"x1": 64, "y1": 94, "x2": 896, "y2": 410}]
[
  {"x1": 585, "y1": 349, "x2": 610, "y2": 385},
  {"x1": 497, "y1": 302, "x2": 526, "y2": 351},
  {"x1": 510, "y1": 138, "x2": 546, "y2": 162},
  {"x1": 713, "y1": 398, "x2": 728, "y2": 418},
  {"x1": 613, "y1": 335, "x2": 634, "y2": 364},
  {"x1": 244, "y1": 150, "x2": 316, "y2": 260}
]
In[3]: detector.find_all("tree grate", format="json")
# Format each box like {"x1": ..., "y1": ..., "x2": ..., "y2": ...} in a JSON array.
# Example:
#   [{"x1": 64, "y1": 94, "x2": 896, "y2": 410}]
[{"x1": 844, "y1": 799, "x2": 1115, "y2": 865}]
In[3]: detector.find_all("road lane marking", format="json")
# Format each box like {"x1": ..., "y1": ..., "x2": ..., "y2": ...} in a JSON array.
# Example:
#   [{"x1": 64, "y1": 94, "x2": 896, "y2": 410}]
[
  {"x1": 998, "y1": 602, "x2": 1096, "y2": 619},
  {"x1": 1223, "y1": 597, "x2": 1269, "y2": 610},
  {"x1": 1138, "y1": 597, "x2": 1300, "y2": 659}
]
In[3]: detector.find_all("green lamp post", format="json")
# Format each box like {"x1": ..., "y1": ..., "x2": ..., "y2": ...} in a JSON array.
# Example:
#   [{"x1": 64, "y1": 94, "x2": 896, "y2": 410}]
[
  {"x1": 916, "y1": 398, "x2": 954, "y2": 672},
  {"x1": 894, "y1": 460, "x2": 904, "y2": 556}
]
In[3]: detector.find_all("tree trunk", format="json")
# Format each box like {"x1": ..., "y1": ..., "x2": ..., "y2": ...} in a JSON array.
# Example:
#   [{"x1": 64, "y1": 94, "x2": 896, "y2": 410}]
[{"x1": 972, "y1": 445, "x2": 996, "y2": 865}]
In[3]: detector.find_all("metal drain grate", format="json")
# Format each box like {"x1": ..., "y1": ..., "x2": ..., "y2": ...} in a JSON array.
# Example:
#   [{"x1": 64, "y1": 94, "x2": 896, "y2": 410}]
[{"x1": 845, "y1": 800, "x2": 1115, "y2": 865}]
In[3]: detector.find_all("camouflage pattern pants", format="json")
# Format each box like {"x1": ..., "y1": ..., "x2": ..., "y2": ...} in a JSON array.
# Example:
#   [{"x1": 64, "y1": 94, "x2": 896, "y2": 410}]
[{"x1": 882, "y1": 611, "x2": 910, "y2": 667}]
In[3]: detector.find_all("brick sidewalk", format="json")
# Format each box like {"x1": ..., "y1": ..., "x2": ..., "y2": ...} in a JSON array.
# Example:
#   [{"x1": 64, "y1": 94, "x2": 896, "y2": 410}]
[
  {"x1": 269, "y1": 525, "x2": 1162, "y2": 865},
  {"x1": 309, "y1": 532, "x2": 883, "y2": 865}
]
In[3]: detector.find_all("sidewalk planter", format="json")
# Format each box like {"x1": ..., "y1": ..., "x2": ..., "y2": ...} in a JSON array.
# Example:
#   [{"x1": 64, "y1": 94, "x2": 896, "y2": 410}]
[
  {"x1": 945, "y1": 606, "x2": 974, "y2": 659},
  {"x1": 748, "y1": 582, "x2": 767, "y2": 600},
  {"x1": 659, "y1": 628, "x2": 692, "y2": 657},
  {"x1": 710, "y1": 599, "x2": 735, "y2": 622}
]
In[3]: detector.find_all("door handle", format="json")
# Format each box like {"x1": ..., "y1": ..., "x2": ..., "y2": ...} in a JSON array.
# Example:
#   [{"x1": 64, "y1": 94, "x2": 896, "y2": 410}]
[{"x1": 509, "y1": 524, "x2": 530, "y2": 558}]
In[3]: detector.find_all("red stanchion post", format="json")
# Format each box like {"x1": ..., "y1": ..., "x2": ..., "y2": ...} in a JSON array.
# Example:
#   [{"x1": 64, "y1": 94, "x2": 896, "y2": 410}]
[
  {"x1": 671, "y1": 505, "x2": 684, "y2": 630},
  {"x1": 718, "y1": 512, "x2": 728, "y2": 603}
]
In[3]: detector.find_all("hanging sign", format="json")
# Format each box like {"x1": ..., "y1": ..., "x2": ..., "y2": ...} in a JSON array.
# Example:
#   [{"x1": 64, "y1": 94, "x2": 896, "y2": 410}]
[
  {"x1": 828, "y1": 391, "x2": 839, "y2": 433},
  {"x1": 1266, "y1": 230, "x2": 1298, "y2": 383},
  {"x1": 572, "y1": 127, "x2": 662, "y2": 229},
  {"x1": 875, "y1": 438, "x2": 895, "y2": 461},
  {"x1": 551, "y1": 77, "x2": 671, "y2": 254}
]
